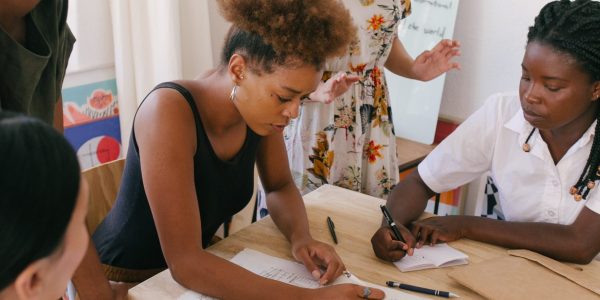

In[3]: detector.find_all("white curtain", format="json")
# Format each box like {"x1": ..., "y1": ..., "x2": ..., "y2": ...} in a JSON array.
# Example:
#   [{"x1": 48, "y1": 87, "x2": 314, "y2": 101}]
[{"x1": 109, "y1": 0, "x2": 216, "y2": 150}]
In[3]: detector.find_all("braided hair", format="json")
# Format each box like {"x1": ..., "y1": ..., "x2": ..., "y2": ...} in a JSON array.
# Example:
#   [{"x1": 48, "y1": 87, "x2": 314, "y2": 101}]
[{"x1": 527, "y1": 0, "x2": 600, "y2": 200}]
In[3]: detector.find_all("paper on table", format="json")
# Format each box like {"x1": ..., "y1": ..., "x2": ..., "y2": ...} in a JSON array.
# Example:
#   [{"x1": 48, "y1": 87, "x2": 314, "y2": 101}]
[
  {"x1": 394, "y1": 243, "x2": 468, "y2": 272},
  {"x1": 178, "y1": 248, "x2": 425, "y2": 300}
]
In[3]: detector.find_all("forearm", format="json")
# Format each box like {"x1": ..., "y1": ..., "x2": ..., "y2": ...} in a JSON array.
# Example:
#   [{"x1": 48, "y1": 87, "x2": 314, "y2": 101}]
[
  {"x1": 463, "y1": 217, "x2": 595, "y2": 263},
  {"x1": 170, "y1": 250, "x2": 305, "y2": 299},
  {"x1": 265, "y1": 181, "x2": 312, "y2": 244},
  {"x1": 54, "y1": 97, "x2": 64, "y2": 133},
  {"x1": 72, "y1": 240, "x2": 115, "y2": 300},
  {"x1": 386, "y1": 171, "x2": 435, "y2": 226},
  {"x1": 384, "y1": 37, "x2": 418, "y2": 79}
]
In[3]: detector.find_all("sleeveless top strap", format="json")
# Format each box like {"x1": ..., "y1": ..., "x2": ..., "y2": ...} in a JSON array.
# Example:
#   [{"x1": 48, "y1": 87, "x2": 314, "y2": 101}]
[{"x1": 132, "y1": 82, "x2": 202, "y2": 153}]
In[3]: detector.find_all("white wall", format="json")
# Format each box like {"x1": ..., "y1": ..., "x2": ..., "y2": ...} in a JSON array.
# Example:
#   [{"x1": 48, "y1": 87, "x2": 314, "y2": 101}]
[
  {"x1": 180, "y1": 0, "x2": 217, "y2": 78},
  {"x1": 439, "y1": 0, "x2": 553, "y2": 122},
  {"x1": 207, "y1": 1, "x2": 231, "y2": 68},
  {"x1": 64, "y1": 0, "x2": 115, "y2": 88}
]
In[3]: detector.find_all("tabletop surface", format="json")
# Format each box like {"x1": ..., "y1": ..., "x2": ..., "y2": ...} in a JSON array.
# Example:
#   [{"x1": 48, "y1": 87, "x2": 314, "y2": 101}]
[
  {"x1": 128, "y1": 184, "x2": 514, "y2": 299},
  {"x1": 396, "y1": 137, "x2": 436, "y2": 171}
]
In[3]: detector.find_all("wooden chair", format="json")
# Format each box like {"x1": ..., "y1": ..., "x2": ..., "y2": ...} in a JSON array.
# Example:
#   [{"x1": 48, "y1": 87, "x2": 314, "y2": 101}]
[{"x1": 82, "y1": 159, "x2": 125, "y2": 234}]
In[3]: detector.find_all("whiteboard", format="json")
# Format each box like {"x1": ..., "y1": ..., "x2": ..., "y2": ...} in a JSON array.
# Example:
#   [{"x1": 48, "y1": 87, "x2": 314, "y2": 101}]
[{"x1": 385, "y1": 0, "x2": 460, "y2": 144}]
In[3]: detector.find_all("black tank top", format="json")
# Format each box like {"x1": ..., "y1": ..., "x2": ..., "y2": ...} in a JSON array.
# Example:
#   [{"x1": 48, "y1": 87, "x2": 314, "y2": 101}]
[{"x1": 93, "y1": 82, "x2": 261, "y2": 269}]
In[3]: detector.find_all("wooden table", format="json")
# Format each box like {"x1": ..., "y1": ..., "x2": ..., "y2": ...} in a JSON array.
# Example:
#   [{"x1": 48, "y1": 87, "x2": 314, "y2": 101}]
[
  {"x1": 396, "y1": 137, "x2": 436, "y2": 172},
  {"x1": 129, "y1": 185, "x2": 507, "y2": 299}
]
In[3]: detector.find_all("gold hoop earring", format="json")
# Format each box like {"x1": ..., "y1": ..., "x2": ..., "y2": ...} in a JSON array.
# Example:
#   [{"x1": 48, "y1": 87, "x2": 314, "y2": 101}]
[{"x1": 229, "y1": 85, "x2": 239, "y2": 102}]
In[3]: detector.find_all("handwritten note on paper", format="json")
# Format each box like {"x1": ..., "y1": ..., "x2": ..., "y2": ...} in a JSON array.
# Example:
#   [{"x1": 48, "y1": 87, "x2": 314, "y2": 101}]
[
  {"x1": 178, "y1": 248, "x2": 426, "y2": 300},
  {"x1": 386, "y1": 0, "x2": 460, "y2": 144}
]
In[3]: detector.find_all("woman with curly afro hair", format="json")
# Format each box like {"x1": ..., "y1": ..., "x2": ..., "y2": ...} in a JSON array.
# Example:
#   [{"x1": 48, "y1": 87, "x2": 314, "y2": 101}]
[{"x1": 88, "y1": 0, "x2": 386, "y2": 298}]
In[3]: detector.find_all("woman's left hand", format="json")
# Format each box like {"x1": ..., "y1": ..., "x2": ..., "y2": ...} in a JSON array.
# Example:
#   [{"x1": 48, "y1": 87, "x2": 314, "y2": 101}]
[
  {"x1": 306, "y1": 72, "x2": 360, "y2": 104},
  {"x1": 292, "y1": 238, "x2": 345, "y2": 285},
  {"x1": 410, "y1": 216, "x2": 469, "y2": 248},
  {"x1": 412, "y1": 39, "x2": 461, "y2": 81}
]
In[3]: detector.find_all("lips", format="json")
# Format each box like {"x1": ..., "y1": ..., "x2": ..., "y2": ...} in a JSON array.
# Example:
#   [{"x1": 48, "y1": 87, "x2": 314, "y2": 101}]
[
  {"x1": 522, "y1": 108, "x2": 542, "y2": 118},
  {"x1": 272, "y1": 124, "x2": 287, "y2": 133}
]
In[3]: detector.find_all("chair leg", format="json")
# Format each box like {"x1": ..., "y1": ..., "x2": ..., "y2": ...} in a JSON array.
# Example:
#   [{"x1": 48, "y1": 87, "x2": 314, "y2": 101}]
[{"x1": 434, "y1": 193, "x2": 441, "y2": 215}]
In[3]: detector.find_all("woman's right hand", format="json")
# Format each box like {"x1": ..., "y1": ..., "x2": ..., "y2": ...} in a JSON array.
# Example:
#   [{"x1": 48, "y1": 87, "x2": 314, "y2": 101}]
[
  {"x1": 304, "y1": 284, "x2": 385, "y2": 299},
  {"x1": 371, "y1": 224, "x2": 416, "y2": 262}
]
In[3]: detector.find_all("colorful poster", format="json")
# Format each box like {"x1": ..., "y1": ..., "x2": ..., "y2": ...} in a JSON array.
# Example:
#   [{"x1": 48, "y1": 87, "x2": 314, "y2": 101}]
[{"x1": 62, "y1": 79, "x2": 122, "y2": 170}]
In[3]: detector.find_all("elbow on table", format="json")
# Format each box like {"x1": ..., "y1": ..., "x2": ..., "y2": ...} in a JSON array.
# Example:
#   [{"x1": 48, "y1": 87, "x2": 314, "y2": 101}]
[
  {"x1": 167, "y1": 257, "x2": 196, "y2": 290},
  {"x1": 561, "y1": 241, "x2": 599, "y2": 265}
]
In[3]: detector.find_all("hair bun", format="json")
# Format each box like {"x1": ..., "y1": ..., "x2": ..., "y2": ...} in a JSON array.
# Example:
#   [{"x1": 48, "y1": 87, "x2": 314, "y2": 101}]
[{"x1": 217, "y1": 0, "x2": 356, "y2": 65}]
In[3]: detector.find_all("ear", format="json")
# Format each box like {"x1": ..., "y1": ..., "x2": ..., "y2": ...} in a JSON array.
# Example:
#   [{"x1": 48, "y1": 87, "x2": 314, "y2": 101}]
[
  {"x1": 593, "y1": 81, "x2": 600, "y2": 101},
  {"x1": 13, "y1": 259, "x2": 47, "y2": 300},
  {"x1": 228, "y1": 53, "x2": 247, "y2": 84}
]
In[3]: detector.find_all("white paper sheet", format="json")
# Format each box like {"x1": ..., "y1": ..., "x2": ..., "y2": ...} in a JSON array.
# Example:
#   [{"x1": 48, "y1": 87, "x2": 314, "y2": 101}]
[
  {"x1": 179, "y1": 248, "x2": 425, "y2": 299},
  {"x1": 394, "y1": 243, "x2": 468, "y2": 272}
]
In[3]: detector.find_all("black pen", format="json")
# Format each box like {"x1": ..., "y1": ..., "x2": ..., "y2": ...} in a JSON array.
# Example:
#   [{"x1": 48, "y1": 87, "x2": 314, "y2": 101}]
[
  {"x1": 386, "y1": 281, "x2": 459, "y2": 298},
  {"x1": 326, "y1": 216, "x2": 338, "y2": 244},
  {"x1": 379, "y1": 204, "x2": 404, "y2": 243}
]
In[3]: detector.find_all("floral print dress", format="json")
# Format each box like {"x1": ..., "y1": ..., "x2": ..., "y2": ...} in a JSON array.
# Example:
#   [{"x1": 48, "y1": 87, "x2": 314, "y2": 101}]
[{"x1": 284, "y1": 0, "x2": 411, "y2": 198}]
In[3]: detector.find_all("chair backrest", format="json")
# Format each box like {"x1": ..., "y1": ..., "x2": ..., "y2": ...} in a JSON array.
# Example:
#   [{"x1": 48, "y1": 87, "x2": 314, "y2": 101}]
[{"x1": 82, "y1": 159, "x2": 125, "y2": 234}]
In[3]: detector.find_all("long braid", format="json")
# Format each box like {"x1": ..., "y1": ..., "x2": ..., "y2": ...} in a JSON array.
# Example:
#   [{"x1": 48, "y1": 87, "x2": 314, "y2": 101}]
[
  {"x1": 581, "y1": 117, "x2": 600, "y2": 199},
  {"x1": 527, "y1": 0, "x2": 600, "y2": 200}
]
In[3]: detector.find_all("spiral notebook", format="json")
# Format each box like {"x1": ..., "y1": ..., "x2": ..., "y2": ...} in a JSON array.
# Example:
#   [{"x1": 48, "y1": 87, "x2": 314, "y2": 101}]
[{"x1": 394, "y1": 243, "x2": 468, "y2": 272}]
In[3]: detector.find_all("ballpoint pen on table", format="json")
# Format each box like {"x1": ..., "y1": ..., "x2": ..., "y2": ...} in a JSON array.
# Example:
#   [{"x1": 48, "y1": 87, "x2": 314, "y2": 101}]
[
  {"x1": 379, "y1": 204, "x2": 405, "y2": 243},
  {"x1": 326, "y1": 216, "x2": 338, "y2": 244},
  {"x1": 386, "y1": 281, "x2": 459, "y2": 298}
]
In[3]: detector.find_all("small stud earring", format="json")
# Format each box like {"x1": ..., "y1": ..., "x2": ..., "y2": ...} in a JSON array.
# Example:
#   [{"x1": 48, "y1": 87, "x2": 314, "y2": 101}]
[{"x1": 239, "y1": 73, "x2": 245, "y2": 80}]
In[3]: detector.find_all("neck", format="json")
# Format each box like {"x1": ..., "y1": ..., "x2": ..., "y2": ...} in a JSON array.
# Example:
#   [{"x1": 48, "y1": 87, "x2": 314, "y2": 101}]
[
  {"x1": 197, "y1": 69, "x2": 245, "y2": 134},
  {"x1": 0, "y1": 13, "x2": 27, "y2": 44},
  {"x1": 539, "y1": 105, "x2": 598, "y2": 164}
]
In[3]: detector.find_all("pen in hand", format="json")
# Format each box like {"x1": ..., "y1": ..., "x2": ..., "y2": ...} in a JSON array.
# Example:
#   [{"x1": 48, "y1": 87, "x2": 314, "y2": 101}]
[
  {"x1": 379, "y1": 204, "x2": 413, "y2": 254},
  {"x1": 380, "y1": 204, "x2": 404, "y2": 242},
  {"x1": 326, "y1": 216, "x2": 338, "y2": 244},
  {"x1": 386, "y1": 281, "x2": 459, "y2": 298}
]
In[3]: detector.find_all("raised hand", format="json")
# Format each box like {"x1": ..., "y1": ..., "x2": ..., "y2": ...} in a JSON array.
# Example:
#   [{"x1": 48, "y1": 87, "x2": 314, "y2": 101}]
[
  {"x1": 306, "y1": 72, "x2": 360, "y2": 104},
  {"x1": 411, "y1": 39, "x2": 461, "y2": 81}
]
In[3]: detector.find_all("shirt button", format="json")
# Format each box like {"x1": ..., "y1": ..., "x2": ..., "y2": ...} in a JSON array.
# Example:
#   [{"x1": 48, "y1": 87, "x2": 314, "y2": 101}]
[
  {"x1": 548, "y1": 210, "x2": 556, "y2": 217},
  {"x1": 552, "y1": 180, "x2": 559, "y2": 186}
]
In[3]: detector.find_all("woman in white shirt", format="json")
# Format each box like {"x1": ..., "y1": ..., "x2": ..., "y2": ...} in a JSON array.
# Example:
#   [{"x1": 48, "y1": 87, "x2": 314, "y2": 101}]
[{"x1": 371, "y1": 0, "x2": 600, "y2": 264}]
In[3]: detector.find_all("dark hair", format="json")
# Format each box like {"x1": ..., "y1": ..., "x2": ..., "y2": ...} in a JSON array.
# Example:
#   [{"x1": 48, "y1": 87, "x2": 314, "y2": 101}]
[
  {"x1": 527, "y1": 0, "x2": 600, "y2": 200},
  {"x1": 0, "y1": 111, "x2": 81, "y2": 290},
  {"x1": 217, "y1": 0, "x2": 356, "y2": 73}
]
